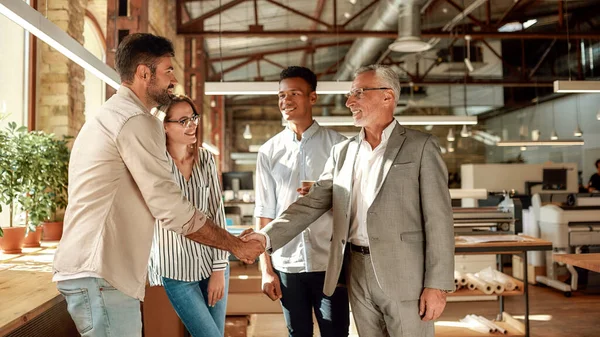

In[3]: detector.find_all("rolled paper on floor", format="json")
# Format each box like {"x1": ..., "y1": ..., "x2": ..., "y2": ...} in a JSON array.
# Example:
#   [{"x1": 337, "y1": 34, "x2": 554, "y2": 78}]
[
  {"x1": 467, "y1": 315, "x2": 497, "y2": 333},
  {"x1": 460, "y1": 316, "x2": 493, "y2": 333},
  {"x1": 475, "y1": 315, "x2": 507, "y2": 334},
  {"x1": 465, "y1": 273, "x2": 494, "y2": 294},
  {"x1": 503, "y1": 312, "x2": 525, "y2": 335}
]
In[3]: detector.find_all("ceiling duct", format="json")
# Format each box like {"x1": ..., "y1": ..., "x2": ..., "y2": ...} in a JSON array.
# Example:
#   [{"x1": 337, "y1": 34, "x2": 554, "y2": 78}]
[
  {"x1": 323, "y1": 0, "x2": 427, "y2": 105},
  {"x1": 333, "y1": 0, "x2": 427, "y2": 82},
  {"x1": 388, "y1": 3, "x2": 431, "y2": 53}
]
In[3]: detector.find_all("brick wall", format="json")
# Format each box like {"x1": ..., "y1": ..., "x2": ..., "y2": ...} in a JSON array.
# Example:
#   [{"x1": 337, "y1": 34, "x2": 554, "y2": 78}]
[
  {"x1": 148, "y1": 0, "x2": 185, "y2": 86},
  {"x1": 37, "y1": 0, "x2": 88, "y2": 138}
]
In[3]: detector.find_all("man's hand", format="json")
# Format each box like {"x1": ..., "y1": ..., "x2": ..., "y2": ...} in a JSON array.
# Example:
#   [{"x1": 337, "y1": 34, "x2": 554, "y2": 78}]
[
  {"x1": 261, "y1": 270, "x2": 282, "y2": 301},
  {"x1": 231, "y1": 230, "x2": 265, "y2": 264},
  {"x1": 296, "y1": 186, "x2": 311, "y2": 196},
  {"x1": 419, "y1": 288, "x2": 447, "y2": 321},
  {"x1": 207, "y1": 270, "x2": 225, "y2": 307}
]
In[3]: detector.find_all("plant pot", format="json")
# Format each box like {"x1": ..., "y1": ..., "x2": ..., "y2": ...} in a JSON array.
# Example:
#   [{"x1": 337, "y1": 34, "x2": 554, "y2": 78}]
[
  {"x1": 23, "y1": 228, "x2": 43, "y2": 248},
  {"x1": 1, "y1": 227, "x2": 26, "y2": 254},
  {"x1": 42, "y1": 221, "x2": 63, "y2": 241}
]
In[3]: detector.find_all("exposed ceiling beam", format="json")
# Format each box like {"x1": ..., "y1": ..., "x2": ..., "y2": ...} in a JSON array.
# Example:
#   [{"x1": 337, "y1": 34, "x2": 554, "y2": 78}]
[
  {"x1": 495, "y1": 0, "x2": 526, "y2": 28},
  {"x1": 342, "y1": 0, "x2": 379, "y2": 28},
  {"x1": 181, "y1": 0, "x2": 247, "y2": 30},
  {"x1": 208, "y1": 40, "x2": 353, "y2": 62},
  {"x1": 300, "y1": 0, "x2": 328, "y2": 67},
  {"x1": 181, "y1": 30, "x2": 600, "y2": 40},
  {"x1": 443, "y1": 0, "x2": 485, "y2": 28}
]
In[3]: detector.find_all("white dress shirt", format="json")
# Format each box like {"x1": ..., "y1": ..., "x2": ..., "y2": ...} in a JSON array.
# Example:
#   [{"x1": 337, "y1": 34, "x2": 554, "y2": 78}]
[
  {"x1": 349, "y1": 121, "x2": 396, "y2": 247},
  {"x1": 255, "y1": 121, "x2": 345, "y2": 273}
]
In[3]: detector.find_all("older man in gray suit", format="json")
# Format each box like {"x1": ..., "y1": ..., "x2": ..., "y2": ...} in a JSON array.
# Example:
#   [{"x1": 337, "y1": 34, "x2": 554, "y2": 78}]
[{"x1": 245, "y1": 64, "x2": 454, "y2": 336}]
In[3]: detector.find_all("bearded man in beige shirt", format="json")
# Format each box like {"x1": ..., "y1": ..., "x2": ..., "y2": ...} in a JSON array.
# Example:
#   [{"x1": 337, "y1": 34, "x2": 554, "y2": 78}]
[{"x1": 52, "y1": 33, "x2": 264, "y2": 337}]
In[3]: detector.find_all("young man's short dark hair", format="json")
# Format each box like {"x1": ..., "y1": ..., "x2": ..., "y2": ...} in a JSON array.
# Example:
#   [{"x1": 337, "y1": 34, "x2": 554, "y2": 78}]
[
  {"x1": 115, "y1": 33, "x2": 175, "y2": 84},
  {"x1": 280, "y1": 66, "x2": 317, "y2": 92},
  {"x1": 595, "y1": 159, "x2": 600, "y2": 169}
]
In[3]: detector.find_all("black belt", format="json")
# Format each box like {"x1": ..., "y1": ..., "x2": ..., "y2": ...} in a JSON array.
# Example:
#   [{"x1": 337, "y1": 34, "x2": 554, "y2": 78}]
[{"x1": 350, "y1": 243, "x2": 370, "y2": 255}]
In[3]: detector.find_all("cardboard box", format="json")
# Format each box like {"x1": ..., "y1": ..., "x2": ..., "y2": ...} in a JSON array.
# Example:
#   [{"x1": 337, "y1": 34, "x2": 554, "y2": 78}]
[
  {"x1": 229, "y1": 261, "x2": 262, "y2": 293},
  {"x1": 512, "y1": 255, "x2": 545, "y2": 284}
]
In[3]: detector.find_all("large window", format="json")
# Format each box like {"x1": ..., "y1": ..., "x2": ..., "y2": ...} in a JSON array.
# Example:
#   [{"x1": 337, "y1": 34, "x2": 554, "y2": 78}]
[
  {"x1": 0, "y1": 10, "x2": 27, "y2": 129},
  {"x1": 83, "y1": 15, "x2": 106, "y2": 120}
]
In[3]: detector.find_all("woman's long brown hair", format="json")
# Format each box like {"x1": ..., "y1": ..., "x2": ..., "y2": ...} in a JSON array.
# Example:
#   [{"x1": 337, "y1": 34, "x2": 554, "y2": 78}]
[{"x1": 157, "y1": 95, "x2": 201, "y2": 164}]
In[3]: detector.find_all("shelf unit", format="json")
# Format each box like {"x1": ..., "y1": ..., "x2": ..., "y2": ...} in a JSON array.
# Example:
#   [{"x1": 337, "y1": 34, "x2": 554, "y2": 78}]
[{"x1": 438, "y1": 235, "x2": 553, "y2": 337}]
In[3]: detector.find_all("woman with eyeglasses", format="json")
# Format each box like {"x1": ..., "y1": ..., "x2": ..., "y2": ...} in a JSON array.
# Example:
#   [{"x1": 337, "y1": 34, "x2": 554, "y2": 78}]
[{"x1": 148, "y1": 95, "x2": 230, "y2": 337}]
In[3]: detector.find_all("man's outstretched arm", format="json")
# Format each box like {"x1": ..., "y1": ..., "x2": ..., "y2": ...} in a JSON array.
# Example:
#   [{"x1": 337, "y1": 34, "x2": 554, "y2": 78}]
[{"x1": 185, "y1": 212, "x2": 264, "y2": 264}]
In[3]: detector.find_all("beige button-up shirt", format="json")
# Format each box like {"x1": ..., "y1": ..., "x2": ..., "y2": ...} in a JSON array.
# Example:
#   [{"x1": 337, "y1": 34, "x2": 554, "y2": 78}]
[{"x1": 53, "y1": 87, "x2": 206, "y2": 300}]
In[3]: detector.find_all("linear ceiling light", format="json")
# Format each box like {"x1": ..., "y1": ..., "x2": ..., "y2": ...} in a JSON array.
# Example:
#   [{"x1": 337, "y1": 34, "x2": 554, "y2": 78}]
[
  {"x1": 205, "y1": 81, "x2": 352, "y2": 95},
  {"x1": 282, "y1": 115, "x2": 477, "y2": 127},
  {"x1": 553, "y1": 80, "x2": 600, "y2": 93},
  {"x1": 0, "y1": 0, "x2": 120, "y2": 89},
  {"x1": 496, "y1": 140, "x2": 584, "y2": 147}
]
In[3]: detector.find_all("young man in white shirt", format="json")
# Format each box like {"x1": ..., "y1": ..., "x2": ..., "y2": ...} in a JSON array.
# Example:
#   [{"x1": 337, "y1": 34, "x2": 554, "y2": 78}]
[{"x1": 255, "y1": 66, "x2": 349, "y2": 337}]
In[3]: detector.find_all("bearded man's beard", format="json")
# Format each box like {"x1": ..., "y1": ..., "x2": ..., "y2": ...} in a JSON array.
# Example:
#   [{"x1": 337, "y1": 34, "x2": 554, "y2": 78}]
[{"x1": 147, "y1": 76, "x2": 173, "y2": 106}]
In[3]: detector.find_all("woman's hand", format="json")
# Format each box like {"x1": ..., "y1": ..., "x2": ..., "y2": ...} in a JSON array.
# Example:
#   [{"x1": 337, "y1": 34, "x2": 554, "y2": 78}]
[{"x1": 207, "y1": 270, "x2": 226, "y2": 307}]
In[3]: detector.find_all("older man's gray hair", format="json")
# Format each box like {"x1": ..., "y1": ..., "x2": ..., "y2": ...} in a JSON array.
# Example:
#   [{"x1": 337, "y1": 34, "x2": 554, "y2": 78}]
[{"x1": 354, "y1": 65, "x2": 401, "y2": 104}]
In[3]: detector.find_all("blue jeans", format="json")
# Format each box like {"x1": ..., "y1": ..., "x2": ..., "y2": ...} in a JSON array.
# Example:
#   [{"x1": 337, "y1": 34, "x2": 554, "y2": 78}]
[
  {"x1": 162, "y1": 267, "x2": 230, "y2": 337},
  {"x1": 275, "y1": 270, "x2": 350, "y2": 337},
  {"x1": 57, "y1": 277, "x2": 142, "y2": 337}
]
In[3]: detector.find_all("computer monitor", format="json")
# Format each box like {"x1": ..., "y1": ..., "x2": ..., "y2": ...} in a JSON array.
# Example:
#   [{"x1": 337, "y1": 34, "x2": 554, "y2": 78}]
[
  {"x1": 542, "y1": 168, "x2": 567, "y2": 191},
  {"x1": 222, "y1": 171, "x2": 254, "y2": 191}
]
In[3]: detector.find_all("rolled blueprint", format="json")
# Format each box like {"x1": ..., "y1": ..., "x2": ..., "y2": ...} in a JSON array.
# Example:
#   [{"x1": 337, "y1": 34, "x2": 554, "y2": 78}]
[
  {"x1": 465, "y1": 273, "x2": 494, "y2": 294},
  {"x1": 460, "y1": 316, "x2": 493, "y2": 333},
  {"x1": 471, "y1": 315, "x2": 507, "y2": 334},
  {"x1": 454, "y1": 270, "x2": 467, "y2": 286},
  {"x1": 475, "y1": 273, "x2": 505, "y2": 294}
]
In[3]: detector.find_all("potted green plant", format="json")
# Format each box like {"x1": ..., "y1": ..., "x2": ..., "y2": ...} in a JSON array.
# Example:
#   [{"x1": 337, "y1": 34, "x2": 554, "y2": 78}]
[
  {"x1": 19, "y1": 130, "x2": 70, "y2": 243},
  {"x1": 0, "y1": 123, "x2": 30, "y2": 253}
]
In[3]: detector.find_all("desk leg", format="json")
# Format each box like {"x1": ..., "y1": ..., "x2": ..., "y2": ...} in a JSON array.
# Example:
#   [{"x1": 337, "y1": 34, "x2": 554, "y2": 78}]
[
  {"x1": 523, "y1": 252, "x2": 530, "y2": 337},
  {"x1": 497, "y1": 254, "x2": 504, "y2": 321}
]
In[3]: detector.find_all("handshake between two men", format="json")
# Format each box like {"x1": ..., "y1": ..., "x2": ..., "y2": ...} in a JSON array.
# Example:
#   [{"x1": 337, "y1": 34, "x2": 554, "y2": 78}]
[{"x1": 230, "y1": 228, "x2": 268, "y2": 264}]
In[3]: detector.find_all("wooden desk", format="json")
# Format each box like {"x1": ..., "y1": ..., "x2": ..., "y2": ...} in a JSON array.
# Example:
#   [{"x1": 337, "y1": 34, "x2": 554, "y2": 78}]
[
  {"x1": 553, "y1": 253, "x2": 600, "y2": 273},
  {"x1": 0, "y1": 242, "x2": 72, "y2": 336}
]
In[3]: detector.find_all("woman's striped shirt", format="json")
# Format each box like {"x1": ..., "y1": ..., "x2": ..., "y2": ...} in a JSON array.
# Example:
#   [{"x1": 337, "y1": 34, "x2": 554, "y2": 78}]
[{"x1": 148, "y1": 148, "x2": 229, "y2": 286}]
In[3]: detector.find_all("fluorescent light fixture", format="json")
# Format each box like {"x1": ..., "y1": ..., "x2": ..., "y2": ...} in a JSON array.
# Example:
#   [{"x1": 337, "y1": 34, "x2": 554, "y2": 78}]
[
  {"x1": 201, "y1": 142, "x2": 220, "y2": 156},
  {"x1": 498, "y1": 21, "x2": 523, "y2": 32},
  {"x1": 0, "y1": 0, "x2": 120, "y2": 89},
  {"x1": 523, "y1": 19, "x2": 537, "y2": 29},
  {"x1": 248, "y1": 144, "x2": 261, "y2": 152},
  {"x1": 230, "y1": 152, "x2": 258, "y2": 161},
  {"x1": 284, "y1": 115, "x2": 477, "y2": 127},
  {"x1": 205, "y1": 81, "x2": 352, "y2": 95},
  {"x1": 496, "y1": 140, "x2": 584, "y2": 147},
  {"x1": 553, "y1": 80, "x2": 600, "y2": 93}
]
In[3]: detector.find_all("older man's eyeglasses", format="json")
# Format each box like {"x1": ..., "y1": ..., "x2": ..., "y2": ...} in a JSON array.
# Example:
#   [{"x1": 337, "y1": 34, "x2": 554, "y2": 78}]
[
  {"x1": 165, "y1": 114, "x2": 199, "y2": 128},
  {"x1": 345, "y1": 87, "x2": 391, "y2": 99}
]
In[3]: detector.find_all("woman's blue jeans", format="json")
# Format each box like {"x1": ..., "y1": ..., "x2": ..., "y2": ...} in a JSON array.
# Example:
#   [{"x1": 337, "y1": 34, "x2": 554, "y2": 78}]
[{"x1": 162, "y1": 267, "x2": 230, "y2": 337}]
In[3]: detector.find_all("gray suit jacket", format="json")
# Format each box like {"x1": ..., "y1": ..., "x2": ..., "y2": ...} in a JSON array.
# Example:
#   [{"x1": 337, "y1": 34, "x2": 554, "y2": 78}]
[{"x1": 263, "y1": 122, "x2": 455, "y2": 301}]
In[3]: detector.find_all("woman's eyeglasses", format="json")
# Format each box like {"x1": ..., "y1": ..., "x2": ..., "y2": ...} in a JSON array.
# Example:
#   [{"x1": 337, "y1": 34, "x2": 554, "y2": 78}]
[{"x1": 165, "y1": 114, "x2": 199, "y2": 128}]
